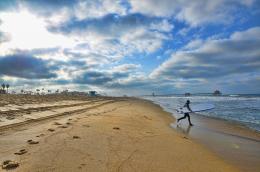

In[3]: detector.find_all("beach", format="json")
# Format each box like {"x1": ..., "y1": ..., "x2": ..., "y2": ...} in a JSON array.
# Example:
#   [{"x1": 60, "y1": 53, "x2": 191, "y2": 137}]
[
  {"x1": 1, "y1": 0, "x2": 259, "y2": 171},
  {"x1": 0, "y1": 95, "x2": 258, "y2": 171}
]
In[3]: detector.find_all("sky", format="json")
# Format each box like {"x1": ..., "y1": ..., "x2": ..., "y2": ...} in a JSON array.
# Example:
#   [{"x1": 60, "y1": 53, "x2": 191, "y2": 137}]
[{"x1": 0, "y1": 0, "x2": 260, "y2": 95}]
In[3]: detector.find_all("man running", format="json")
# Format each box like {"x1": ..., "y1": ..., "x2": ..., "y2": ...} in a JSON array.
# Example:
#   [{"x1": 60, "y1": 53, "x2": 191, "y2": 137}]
[{"x1": 177, "y1": 100, "x2": 193, "y2": 126}]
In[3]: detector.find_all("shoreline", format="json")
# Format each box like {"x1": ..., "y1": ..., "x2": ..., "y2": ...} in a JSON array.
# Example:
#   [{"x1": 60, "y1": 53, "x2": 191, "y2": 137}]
[
  {"x1": 0, "y1": 96, "x2": 240, "y2": 172},
  {"x1": 194, "y1": 113, "x2": 260, "y2": 134},
  {"x1": 144, "y1": 99, "x2": 260, "y2": 172},
  {"x1": 141, "y1": 95, "x2": 260, "y2": 132},
  {"x1": 191, "y1": 113, "x2": 260, "y2": 141}
]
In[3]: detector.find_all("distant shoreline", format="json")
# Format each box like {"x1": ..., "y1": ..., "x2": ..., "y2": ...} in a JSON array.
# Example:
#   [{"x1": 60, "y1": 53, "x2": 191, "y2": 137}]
[{"x1": 142, "y1": 94, "x2": 260, "y2": 97}]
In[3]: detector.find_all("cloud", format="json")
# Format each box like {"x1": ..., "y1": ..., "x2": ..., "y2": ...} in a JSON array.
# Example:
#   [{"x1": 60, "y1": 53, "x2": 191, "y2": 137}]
[
  {"x1": 0, "y1": 2, "x2": 174, "y2": 70},
  {"x1": 0, "y1": 54, "x2": 57, "y2": 79},
  {"x1": 111, "y1": 63, "x2": 140, "y2": 72},
  {"x1": 0, "y1": 31, "x2": 10, "y2": 44},
  {"x1": 0, "y1": 0, "x2": 128, "y2": 26},
  {"x1": 151, "y1": 27, "x2": 260, "y2": 80},
  {"x1": 150, "y1": 19, "x2": 174, "y2": 32},
  {"x1": 73, "y1": 0, "x2": 127, "y2": 20},
  {"x1": 0, "y1": 0, "x2": 259, "y2": 95},
  {"x1": 0, "y1": 10, "x2": 75, "y2": 52},
  {"x1": 75, "y1": 71, "x2": 113, "y2": 85},
  {"x1": 63, "y1": 49, "x2": 118, "y2": 66},
  {"x1": 19, "y1": 0, "x2": 77, "y2": 17},
  {"x1": 129, "y1": 0, "x2": 255, "y2": 26},
  {"x1": 11, "y1": 47, "x2": 61, "y2": 56},
  {"x1": 48, "y1": 13, "x2": 171, "y2": 38},
  {"x1": 48, "y1": 13, "x2": 173, "y2": 56},
  {"x1": 0, "y1": 19, "x2": 11, "y2": 44},
  {"x1": 74, "y1": 63, "x2": 141, "y2": 86},
  {"x1": 19, "y1": 0, "x2": 127, "y2": 24}
]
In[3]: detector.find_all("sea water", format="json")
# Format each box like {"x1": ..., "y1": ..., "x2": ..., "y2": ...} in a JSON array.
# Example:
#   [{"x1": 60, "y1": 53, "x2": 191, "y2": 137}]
[{"x1": 142, "y1": 95, "x2": 260, "y2": 132}]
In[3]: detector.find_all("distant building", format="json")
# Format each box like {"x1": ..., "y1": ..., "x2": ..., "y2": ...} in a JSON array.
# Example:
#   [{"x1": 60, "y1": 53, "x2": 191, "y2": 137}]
[
  {"x1": 185, "y1": 93, "x2": 191, "y2": 96},
  {"x1": 0, "y1": 89, "x2": 6, "y2": 94},
  {"x1": 68, "y1": 91, "x2": 88, "y2": 96},
  {"x1": 213, "y1": 90, "x2": 222, "y2": 96},
  {"x1": 89, "y1": 91, "x2": 97, "y2": 97}
]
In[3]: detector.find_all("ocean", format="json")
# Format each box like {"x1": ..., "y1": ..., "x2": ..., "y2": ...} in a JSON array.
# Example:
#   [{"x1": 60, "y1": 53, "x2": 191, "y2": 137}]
[{"x1": 142, "y1": 95, "x2": 260, "y2": 132}]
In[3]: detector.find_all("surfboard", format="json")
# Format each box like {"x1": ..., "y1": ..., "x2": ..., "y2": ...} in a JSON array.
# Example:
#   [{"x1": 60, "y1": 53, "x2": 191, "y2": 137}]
[{"x1": 176, "y1": 103, "x2": 215, "y2": 114}]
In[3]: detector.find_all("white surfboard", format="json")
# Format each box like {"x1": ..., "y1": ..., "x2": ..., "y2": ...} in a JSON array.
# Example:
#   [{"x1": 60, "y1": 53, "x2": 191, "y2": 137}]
[{"x1": 176, "y1": 103, "x2": 215, "y2": 114}]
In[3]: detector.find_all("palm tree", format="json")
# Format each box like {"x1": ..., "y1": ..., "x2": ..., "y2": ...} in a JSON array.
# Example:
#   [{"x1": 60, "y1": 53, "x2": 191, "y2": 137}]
[
  {"x1": 1, "y1": 83, "x2": 5, "y2": 91},
  {"x1": 6, "y1": 84, "x2": 9, "y2": 93}
]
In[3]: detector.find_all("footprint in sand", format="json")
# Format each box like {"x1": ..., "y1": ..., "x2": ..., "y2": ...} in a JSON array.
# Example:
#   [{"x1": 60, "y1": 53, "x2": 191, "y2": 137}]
[
  {"x1": 113, "y1": 127, "x2": 120, "y2": 130},
  {"x1": 144, "y1": 115, "x2": 152, "y2": 120},
  {"x1": 27, "y1": 140, "x2": 39, "y2": 144},
  {"x1": 6, "y1": 116, "x2": 15, "y2": 120},
  {"x1": 14, "y1": 149, "x2": 27, "y2": 155},
  {"x1": 48, "y1": 128, "x2": 55, "y2": 132},
  {"x1": 73, "y1": 136, "x2": 80, "y2": 139},
  {"x1": 36, "y1": 133, "x2": 45, "y2": 137},
  {"x1": 66, "y1": 122, "x2": 71, "y2": 125},
  {"x1": 59, "y1": 125, "x2": 68, "y2": 128},
  {"x1": 2, "y1": 160, "x2": 19, "y2": 169},
  {"x1": 82, "y1": 124, "x2": 90, "y2": 128},
  {"x1": 53, "y1": 122, "x2": 62, "y2": 125}
]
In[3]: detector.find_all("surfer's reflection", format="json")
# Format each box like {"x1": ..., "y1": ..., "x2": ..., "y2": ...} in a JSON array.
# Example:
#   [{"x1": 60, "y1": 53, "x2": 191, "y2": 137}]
[{"x1": 176, "y1": 124, "x2": 191, "y2": 135}]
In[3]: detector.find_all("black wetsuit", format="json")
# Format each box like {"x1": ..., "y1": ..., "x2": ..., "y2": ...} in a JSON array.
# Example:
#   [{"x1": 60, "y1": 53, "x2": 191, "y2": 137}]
[{"x1": 177, "y1": 102, "x2": 193, "y2": 126}]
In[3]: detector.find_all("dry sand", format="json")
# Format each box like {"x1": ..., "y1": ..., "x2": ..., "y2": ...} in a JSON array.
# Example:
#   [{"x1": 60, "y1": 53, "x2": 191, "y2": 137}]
[{"x1": 0, "y1": 95, "x2": 240, "y2": 172}]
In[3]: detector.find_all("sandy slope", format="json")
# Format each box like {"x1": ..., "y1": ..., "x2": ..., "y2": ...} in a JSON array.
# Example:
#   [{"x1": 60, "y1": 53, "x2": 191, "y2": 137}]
[{"x1": 0, "y1": 97, "x2": 239, "y2": 172}]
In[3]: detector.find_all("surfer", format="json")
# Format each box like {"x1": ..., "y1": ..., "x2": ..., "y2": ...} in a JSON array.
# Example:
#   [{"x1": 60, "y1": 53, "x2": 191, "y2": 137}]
[{"x1": 177, "y1": 100, "x2": 193, "y2": 126}]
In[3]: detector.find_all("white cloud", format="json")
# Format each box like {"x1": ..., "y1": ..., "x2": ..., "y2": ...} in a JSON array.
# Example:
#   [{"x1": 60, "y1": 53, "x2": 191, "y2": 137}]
[
  {"x1": 112, "y1": 64, "x2": 141, "y2": 72},
  {"x1": 129, "y1": 0, "x2": 179, "y2": 17},
  {"x1": 231, "y1": 27, "x2": 260, "y2": 40},
  {"x1": 129, "y1": 0, "x2": 255, "y2": 26},
  {"x1": 47, "y1": 14, "x2": 173, "y2": 62},
  {"x1": 151, "y1": 27, "x2": 260, "y2": 79},
  {"x1": 150, "y1": 19, "x2": 174, "y2": 32},
  {"x1": 183, "y1": 39, "x2": 204, "y2": 50},
  {"x1": 74, "y1": 0, "x2": 127, "y2": 20},
  {"x1": 120, "y1": 28, "x2": 169, "y2": 53}
]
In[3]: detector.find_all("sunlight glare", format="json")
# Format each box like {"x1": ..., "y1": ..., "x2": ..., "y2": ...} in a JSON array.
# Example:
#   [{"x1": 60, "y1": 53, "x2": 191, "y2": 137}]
[{"x1": 0, "y1": 10, "x2": 74, "y2": 51}]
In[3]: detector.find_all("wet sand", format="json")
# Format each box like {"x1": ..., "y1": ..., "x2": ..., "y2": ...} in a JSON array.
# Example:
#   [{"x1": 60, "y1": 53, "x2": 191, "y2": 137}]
[
  {"x1": 0, "y1": 96, "x2": 240, "y2": 171},
  {"x1": 171, "y1": 114, "x2": 260, "y2": 172}
]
